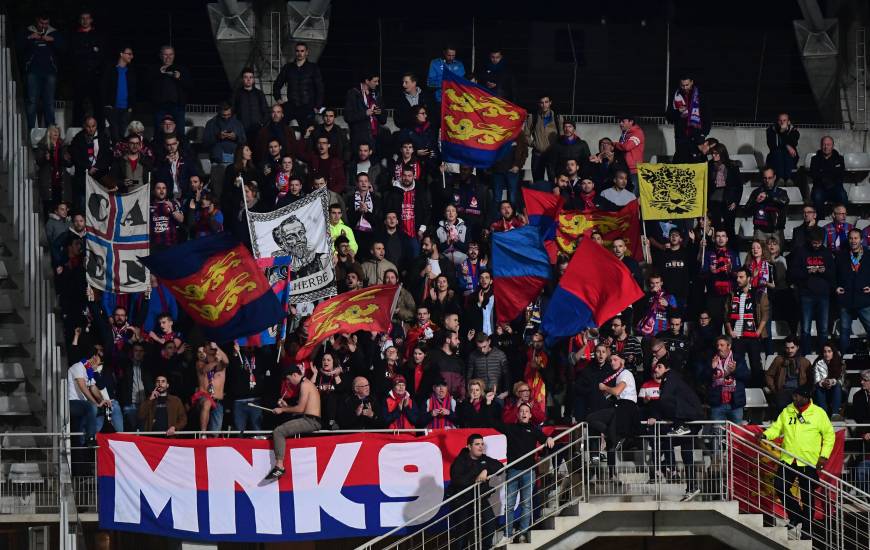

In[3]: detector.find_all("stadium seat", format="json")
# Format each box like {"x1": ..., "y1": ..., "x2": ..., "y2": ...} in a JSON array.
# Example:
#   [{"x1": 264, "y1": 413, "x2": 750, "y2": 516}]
[
  {"x1": 784, "y1": 219, "x2": 802, "y2": 241},
  {"x1": 0, "y1": 294, "x2": 13, "y2": 314},
  {"x1": 0, "y1": 261, "x2": 8, "y2": 280},
  {"x1": 29, "y1": 128, "x2": 46, "y2": 149},
  {"x1": 1, "y1": 433, "x2": 37, "y2": 449},
  {"x1": 744, "y1": 388, "x2": 768, "y2": 422},
  {"x1": 740, "y1": 185, "x2": 754, "y2": 205},
  {"x1": 0, "y1": 329, "x2": 21, "y2": 347},
  {"x1": 852, "y1": 320, "x2": 868, "y2": 337},
  {"x1": 739, "y1": 251, "x2": 747, "y2": 265},
  {"x1": 770, "y1": 321, "x2": 791, "y2": 340},
  {"x1": 200, "y1": 159, "x2": 212, "y2": 179},
  {"x1": 784, "y1": 186, "x2": 803, "y2": 204},
  {"x1": 8, "y1": 463, "x2": 43, "y2": 484},
  {"x1": 64, "y1": 127, "x2": 82, "y2": 145},
  {"x1": 849, "y1": 386, "x2": 862, "y2": 404},
  {"x1": 732, "y1": 154, "x2": 760, "y2": 174},
  {"x1": 739, "y1": 218, "x2": 754, "y2": 238},
  {"x1": 857, "y1": 218, "x2": 870, "y2": 230},
  {"x1": 0, "y1": 363, "x2": 24, "y2": 382},
  {"x1": 844, "y1": 152, "x2": 870, "y2": 172},
  {"x1": 849, "y1": 184, "x2": 870, "y2": 204},
  {"x1": 650, "y1": 155, "x2": 671, "y2": 164},
  {"x1": 804, "y1": 152, "x2": 815, "y2": 168},
  {"x1": 0, "y1": 396, "x2": 31, "y2": 416},
  {"x1": 763, "y1": 354, "x2": 776, "y2": 371}
]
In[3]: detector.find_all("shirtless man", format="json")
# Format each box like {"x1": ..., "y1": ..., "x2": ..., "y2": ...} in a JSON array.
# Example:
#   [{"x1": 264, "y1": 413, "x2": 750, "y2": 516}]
[
  {"x1": 192, "y1": 342, "x2": 229, "y2": 433},
  {"x1": 264, "y1": 365, "x2": 322, "y2": 481}
]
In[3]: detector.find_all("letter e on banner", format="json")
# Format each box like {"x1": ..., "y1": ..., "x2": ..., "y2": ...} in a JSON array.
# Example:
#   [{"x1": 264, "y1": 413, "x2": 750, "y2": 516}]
[
  {"x1": 291, "y1": 442, "x2": 365, "y2": 533},
  {"x1": 378, "y1": 442, "x2": 444, "y2": 527},
  {"x1": 206, "y1": 447, "x2": 281, "y2": 535},
  {"x1": 110, "y1": 440, "x2": 199, "y2": 532}
]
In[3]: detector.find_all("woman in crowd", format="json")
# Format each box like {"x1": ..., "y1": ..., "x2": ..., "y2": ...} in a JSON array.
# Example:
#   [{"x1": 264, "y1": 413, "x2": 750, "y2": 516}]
[
  {"x1": 456, "y1": 378, "x2": 499, "y2": 428},
  {"x1": 706, "y1": 144, "x2": 741, "y2": 239},
  {"x1": 35, "y1": 125, "x2": 68, "y2": 210},
  {"x1": 813, "y1": 342, "x2": 844, "y2": 419}
]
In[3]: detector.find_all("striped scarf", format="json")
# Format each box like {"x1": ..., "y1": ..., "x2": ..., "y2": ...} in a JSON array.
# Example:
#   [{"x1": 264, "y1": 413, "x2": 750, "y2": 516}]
[{"x1": 426, "y1": 393, "x2": 455, "y2": 429}]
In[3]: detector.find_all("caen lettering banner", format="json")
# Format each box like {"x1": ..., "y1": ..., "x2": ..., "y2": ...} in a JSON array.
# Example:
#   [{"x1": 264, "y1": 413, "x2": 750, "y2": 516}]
[
  {"x1": 97, "y1": 430, "x2": 506, "y2": 542},
  {"x1": 85, "y1": 175, "x2": 150, "y2": 293}
]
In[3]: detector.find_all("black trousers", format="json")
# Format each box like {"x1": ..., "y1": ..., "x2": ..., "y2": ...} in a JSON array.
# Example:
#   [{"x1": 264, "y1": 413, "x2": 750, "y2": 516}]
[
  {"x1": 733, "y1": 337, "x2": 763, "y2": 388},
  {"x1": 776, "y1": 463, "x2": 819, "y2": 540}
]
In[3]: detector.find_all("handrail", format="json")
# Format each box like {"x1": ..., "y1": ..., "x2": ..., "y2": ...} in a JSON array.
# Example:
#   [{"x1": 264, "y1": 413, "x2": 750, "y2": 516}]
[{"x1": 356, "y1": 421, "x2": 585, "y2": 550}]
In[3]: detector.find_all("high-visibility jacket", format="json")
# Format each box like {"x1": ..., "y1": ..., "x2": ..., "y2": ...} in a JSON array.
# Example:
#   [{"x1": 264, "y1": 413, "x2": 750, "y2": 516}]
[{"x1": 763, "y1": 401, "x2": 835, "y2": 468}]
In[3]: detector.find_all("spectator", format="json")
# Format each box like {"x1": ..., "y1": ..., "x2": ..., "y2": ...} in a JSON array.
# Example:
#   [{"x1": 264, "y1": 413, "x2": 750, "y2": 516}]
[
  {"x1": 191, "y1": 191, "x2": 224, "y2": 239},
  {"x1": 152, "y1": 114, "x2": 192, "y2": 160},
  {"x1": 152, "y1": 45, "x2": 191, "y2": 131},
  {"x1": 385, "y1": 166, "x2": 431, "y2": 255},
  {"x1": 99, "y1": 45, "x2": 136, "y2": 144},
  {"x1": 229, "y1": 342, "x2": 268, "y2": 432},
  {"x1": 300, "y1": 136, "x2": 347, "y2": 193},
  {"x1": 724, "y1": 267, "x2": 769, "y2": 387},
  {"x1": 418, "y1": 379, "x2": 458, "y2": 429},
  {"x1": 67, "y1": 344, "x2": 108, "y2": 445},
  {"x1": 427, "y1": 45, "x2": 465, "y2": 102},
  {"x1": 307, "y1": 108, "x2": 350, "y2": 162},
  {"x1": 701, "y1": 229, "x2": 741, "y2": 331},
  {"x1": 376, "y1": 211, "x2": 414, "y2": 273},
  {"x1": 605, "y1": 316, "x2": 643, "y2": 376},
  {"x1": 765, "y1": 112, "x2": 800, "y2": 182},
  {"x1": 118, "y1": 342, "x2": 151, "y2": 430},
  {"x1": 221, "y1": 145, "x2": 258, "y2": 229},
  {"x1": 600, "y1": 170, "x2": 636, "y2": 208},
  {"x1": 397, "y1": 105, "x2": 440, "y2": 174},
  {"x1": 438, "y1": 165, "x2": 490, "y2": 239},
  {"x1": 497, "y1": 403, "x2": 553, "y2": 544},
  {"x1": 457, "y1": 378, "x2": 499, "y2": 428},
  {"x1": 790, "y1": 205, "x2": 820, "y2": 252},
  {"x1": 395, "y1": 73, "x2": 435, "y2": 132},
  {"x1": 548, "y1": 121, "x2": 590, "y2": 182},
  {"x1": 584, "y1": 138, "x2": 628, "y2": 193},
  {"x1": 137, "y1": 374, "x2": 187, "y2": 436},
  {"x1": 613, "y1": 237, "x2": 643, "y2": 288},
  {"x1": 823, "y1": 203, "x2": 853, "y2": 255},
  {"x1": 706, "y1": 144, "x2": 741, "y2": 240},
  {"x1": 191, "y1": 343, "x2": 228, "y2": 432},
  {"x1": 448, "y1": 434, "x2": 501, "y2": 550},
  {"x1": 481, "y1": 47, "x2": 516, "y2": 100},
  {"x1": 665, "y1": 75, "x2": 712, "y2": 163},
  {"x1": 467, "y1": 332, "x2": 510, "y2": 396},
  {"x1": 502, "y1": 380, "x2": 546, "y2": 425},
  {"x1": 69, "y1": 116, "x2": 112, "y2": 208},
  {"x1": 765, "y1": 336, "x2": 812, "y2": 412},
  {"x1": 587, "y1": 353, "x2": 639, "y2": 475},
  {"x1": 524, "y1": 95, "x2": 563, "y2": 182},
  {"x1": 36, "y1": 126, "x2": 68, "y2": 210},
  {"x1": 809, "y1": 136, "x2": 847, "y2": 217},
  {"x1": 788, "y1": 227, "x2": 834, "y2": 354},
  {"x1": 109, "y1": 134, "x2": 153, "y2": 191},
  {"x1": 337, "y1": 376, "x2": 383, "y2": 429},
  {"x1": 746, "y1": 240, "x2": 774, "y2": 298},
  {"x1": 328, "y1": 203, "x2": 358, "y2": 255},
  {"x1": 361, "y1": 241, "x2": 397, "y2": 287},
  {"x1": 646, "y1": 359, "x2": 704, "y2": 501},
  {"x1": 436, "y1": 204, "x2": 468, "y2": 265},
  {"x1": 264, "y1": 365, "x2": 322, "y2": 482},
  {"x1": 70, "y1": 11, "x2": 103, "y2": 127},
  {"x1": 347, "y1": 143, "x2": 383, "y2": 190},
  {"x1": 203, "y1": 102, "x2": 246, "y2": 164},
  {"x1": 490, "y1": 201, "x2": 525, "y2": 233},
  {"x1": 233, "y1": 67, "x2": 269, "y2": 145},
  {"x1": 759, "y1": 386, "x2": 835, "y2": 541},
  {"x1": 154, "y1": 132, "x2": 200, "y2": 200},
  {"x1": 273, "y1": 41, "x2": 324, "y2": 128},
  {"x1": 637, "y1": 274, "x2": 677, "y2": 338},
  {"x1": 490, "y1": 132, "x2": 528, "y2": 215},
  {"x1": 652, "y1": 228, "x2": 693, "y2": 307},
  {"x1": 45, "y1": 201, "x2": 70, "y2": 253},
  {"x1": 748, "y1": 166, "x2": 789, "y2": 245},
  {"x1": 813, "y1": 342, "x2": 844, "y2": 419},
  {"x1": 706, "y1": 335, "x2": 750, "y2": 423},
  {"x1": 386, "y1": 141, "x2": 423, "y2": 188},
  {"x1": 149, "y1": 181, "x2": 183, "y2": 250},
  {"x1": 20, "y1": 13, "x2": 64, "y2": 129},
  {"x1": 458, "y1": 241, "x2": 488, "y2": 296},
  {"x1": 344, "y1": 71, "x2": 387, "y2": 154},
  {"x1": 254, "y1": 104, "x2": 304, "y2": 163},
  {"x1": 835, "y1": 229, "x2": 870, "y2": 353},
  {"x1": 384, "y1": 375, "x2": 419, "y2": 428},
  {"x1": 849, "y1": 371, "x2": 870, "y2": 494},
  {"x1": 613, "y1": 116, "x2": 645, "y2": 192}
]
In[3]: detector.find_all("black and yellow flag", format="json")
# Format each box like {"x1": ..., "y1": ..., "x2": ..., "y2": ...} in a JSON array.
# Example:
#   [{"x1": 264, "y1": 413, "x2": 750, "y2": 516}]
[{"x1": 638, "y1": 162, "x2": 708, "y2": 220}]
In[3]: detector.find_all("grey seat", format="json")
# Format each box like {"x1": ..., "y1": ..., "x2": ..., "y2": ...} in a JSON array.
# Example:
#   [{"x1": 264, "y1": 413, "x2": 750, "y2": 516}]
[
  {"x1": 0, "y1": 363, "x2": 24, "y2": 382},
  {"x1": 0, "y1": 396, "x2": 31, "y2": 416},
  {"x1": 8, "y1": 463, "x2": 43, "y2": 484}
]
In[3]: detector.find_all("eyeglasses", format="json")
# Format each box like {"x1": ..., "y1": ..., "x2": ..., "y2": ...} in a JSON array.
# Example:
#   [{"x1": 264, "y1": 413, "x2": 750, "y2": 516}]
[{"x1": 652, "y1": 346, "x2": 665, "y2": 354}]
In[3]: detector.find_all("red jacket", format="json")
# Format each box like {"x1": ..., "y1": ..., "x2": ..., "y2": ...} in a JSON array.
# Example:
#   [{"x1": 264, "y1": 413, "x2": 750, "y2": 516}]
[{"x1": 613, "y1": 124, "x2": 645, "y2": 174}]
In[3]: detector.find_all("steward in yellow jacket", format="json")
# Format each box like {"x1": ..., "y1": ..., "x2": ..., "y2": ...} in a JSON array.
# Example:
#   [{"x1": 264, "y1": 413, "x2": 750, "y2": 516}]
[{"x1": 761, "y1": 386, "x2": 835, "y2": 468}]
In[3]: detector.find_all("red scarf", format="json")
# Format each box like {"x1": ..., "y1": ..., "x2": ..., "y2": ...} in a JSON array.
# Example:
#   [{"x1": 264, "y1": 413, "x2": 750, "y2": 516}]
[
  {"x1": 426, "y1": 393, "x2": 454, "y2": 429},
  {"x1": 386, "y1": 390, "x2": 412, "y2": 429}
]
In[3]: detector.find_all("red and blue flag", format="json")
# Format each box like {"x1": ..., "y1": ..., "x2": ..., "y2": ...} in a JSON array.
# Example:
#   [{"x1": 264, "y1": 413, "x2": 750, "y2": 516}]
[
  {"x1": 491, "y1": 225, "x2": 552, "y2": 324},
  {"x1": 141, "y1": 233, "x2": 284, "y2": 343},
  {"x1": 522, "y1": 188, "x2": 563, "y2": 263},
  {"x1": 542, "y1": 237, "x2": 644, "y2": 345},
  {"x1": 440, "y1": 71, "x2": 527, "y2": 168},
  {"x1": 237, "y1": 256, "x2": 292, "y2": 347}
]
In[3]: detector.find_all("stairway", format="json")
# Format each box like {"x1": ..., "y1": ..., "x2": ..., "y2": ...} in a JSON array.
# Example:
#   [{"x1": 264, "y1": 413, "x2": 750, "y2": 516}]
[{"x1": 505, "y1": 499, "x2": 811, "y2": 550}]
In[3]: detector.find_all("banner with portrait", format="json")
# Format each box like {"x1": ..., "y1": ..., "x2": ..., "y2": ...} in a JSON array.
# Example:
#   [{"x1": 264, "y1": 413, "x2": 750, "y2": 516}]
[
  {"x1": 85, "y1": 175, "x2": 150, "y2": 293},
  {"x1": 246, "y1": 188, "x2": 336, "y2": 304}
]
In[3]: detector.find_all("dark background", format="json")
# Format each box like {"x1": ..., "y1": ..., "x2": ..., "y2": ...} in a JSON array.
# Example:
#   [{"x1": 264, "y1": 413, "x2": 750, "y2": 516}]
[{"x1": 3, "y1": 0, "x2": 825, "y2": 123}]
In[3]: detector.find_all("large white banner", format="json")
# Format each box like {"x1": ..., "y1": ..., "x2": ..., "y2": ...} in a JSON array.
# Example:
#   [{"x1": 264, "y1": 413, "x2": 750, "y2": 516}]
[
  {"x1": 247, "y1": 188, "x2": 336, "y2": 303},
  {"x1": 85, "y1": 175, "x2": 150, "y2": 293}
]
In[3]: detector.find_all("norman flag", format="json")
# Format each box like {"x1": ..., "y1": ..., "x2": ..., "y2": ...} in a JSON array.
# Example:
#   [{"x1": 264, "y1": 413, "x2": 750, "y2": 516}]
[
  {"x1": 295, "y1": 285, "x2": 400, "y2": 361},
  {"x1": 85, "y1": 175, "x2": 150, "y2": 293},
  {"x1": 141, "y1": 233, "x2": 284, "y2": 343},
  {"x1": 440, "y1": 71, "x2": 527, "y2": 168}
]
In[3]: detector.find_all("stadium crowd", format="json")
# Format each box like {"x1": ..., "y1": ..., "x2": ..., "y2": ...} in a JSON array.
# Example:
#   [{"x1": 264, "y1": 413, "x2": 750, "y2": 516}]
[{"x1": 26, "y1": 10, "x2": 870, "y2": 502}]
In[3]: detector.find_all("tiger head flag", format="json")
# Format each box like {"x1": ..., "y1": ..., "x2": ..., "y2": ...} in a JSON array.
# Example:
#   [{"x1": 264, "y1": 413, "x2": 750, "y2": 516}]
[{"x1": 637, "y1": 162, "x2": 708, "y2": 220}]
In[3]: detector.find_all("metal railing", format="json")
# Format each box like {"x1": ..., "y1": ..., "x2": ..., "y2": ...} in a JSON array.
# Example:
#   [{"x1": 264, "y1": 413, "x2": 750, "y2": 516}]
[{"x1": 356, "y1": 421, "x2": 870, "y2": 550}]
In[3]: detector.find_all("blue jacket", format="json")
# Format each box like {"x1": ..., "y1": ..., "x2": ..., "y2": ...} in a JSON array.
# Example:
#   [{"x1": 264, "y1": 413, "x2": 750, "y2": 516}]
[
  {"x1": 19, "y1": 24, "x2": 65, "y2": 74},
  {"x1": 427, "y1": 58, "x2": 465, "y2": 101}
]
